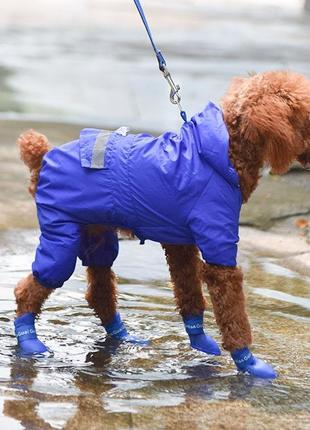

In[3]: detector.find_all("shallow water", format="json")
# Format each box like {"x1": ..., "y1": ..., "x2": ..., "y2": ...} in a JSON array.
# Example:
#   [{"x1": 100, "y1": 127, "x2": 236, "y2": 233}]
[{"x1": 0, "y1": 230, "x2": 309, "y2": 429}]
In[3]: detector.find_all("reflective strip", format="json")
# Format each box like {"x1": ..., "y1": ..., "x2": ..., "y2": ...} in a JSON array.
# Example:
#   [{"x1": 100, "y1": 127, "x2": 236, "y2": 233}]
[
  {"x1": 90, "y1": 126, "x2": 130, "y2": 169},
  {"x1": 90, "y1": 130, "x2": 111, "y2": 169}
]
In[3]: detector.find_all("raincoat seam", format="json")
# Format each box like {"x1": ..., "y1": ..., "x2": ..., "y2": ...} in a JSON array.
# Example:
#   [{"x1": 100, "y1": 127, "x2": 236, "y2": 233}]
[
  {"x1": 127, "y1": 135, "x2": 178, "y2": 235},
  {"x1": 103, "y1": 134, "x2": 119, "y2": 221},
  {"x1": 185, "y1": 169, "x2": 215, "y2": 227},
  {"x1": 127, "y1": 135, "x2": 142, "y2": 229},
  {"x1": 116, "y1": 133, "x2": 140, "y2": 229}
]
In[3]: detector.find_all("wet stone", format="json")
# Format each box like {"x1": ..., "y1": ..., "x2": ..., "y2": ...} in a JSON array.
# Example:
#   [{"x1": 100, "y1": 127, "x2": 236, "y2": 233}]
[{"x1": 240, "y1": 172, "x2": 310, "y2": 230}]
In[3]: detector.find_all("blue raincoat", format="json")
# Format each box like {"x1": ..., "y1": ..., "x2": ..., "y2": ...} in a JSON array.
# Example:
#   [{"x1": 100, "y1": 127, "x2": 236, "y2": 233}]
[{"x1": 32, "y1": 102, "x2": 242, "y2": 289}]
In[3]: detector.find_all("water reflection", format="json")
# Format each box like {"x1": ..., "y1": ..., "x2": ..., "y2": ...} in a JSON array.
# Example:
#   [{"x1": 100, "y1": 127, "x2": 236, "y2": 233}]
[{"x1": 3, "y1": 340, "x2": 307, "y2": 429}]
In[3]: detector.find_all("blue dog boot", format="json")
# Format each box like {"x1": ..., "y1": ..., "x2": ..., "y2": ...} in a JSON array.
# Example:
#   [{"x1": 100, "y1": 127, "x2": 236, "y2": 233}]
[
  {"x1": 14, "y1": 313, "x2": 49, "y2": 355},
  {"x1": 231, "y1": 347, "x2": 277, "y2": 379},
  {"x1": 183, "y1": 314, "x2": 221, "y2": 356},
  {"x1": 104, "y1": 312, "x2": 149, "y2": 345}
]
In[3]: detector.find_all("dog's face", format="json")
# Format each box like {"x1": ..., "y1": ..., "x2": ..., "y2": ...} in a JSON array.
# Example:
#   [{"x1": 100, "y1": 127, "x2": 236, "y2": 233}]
[{"x1": 222, "y1": 71, "x2": 310, "y2": 174}]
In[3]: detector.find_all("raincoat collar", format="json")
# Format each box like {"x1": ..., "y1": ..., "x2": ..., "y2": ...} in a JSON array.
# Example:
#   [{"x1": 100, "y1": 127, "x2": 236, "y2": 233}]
[{"x1": 191, "y1": 101, "x2": 240, "y2": 187}]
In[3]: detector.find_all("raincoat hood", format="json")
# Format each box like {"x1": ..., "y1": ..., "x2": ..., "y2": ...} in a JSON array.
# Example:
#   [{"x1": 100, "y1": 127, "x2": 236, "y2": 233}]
[{"x1": 191, "y1": 101, "x2": 239, "y2": 187}]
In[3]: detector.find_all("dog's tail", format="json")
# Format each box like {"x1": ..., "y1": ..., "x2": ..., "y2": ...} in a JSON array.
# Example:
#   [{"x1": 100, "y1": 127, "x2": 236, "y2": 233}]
[
  {"x1": 17, "y1": 129, "x2": 51, "y2": 197},
  {"x1": 17, "y1": 129, "x2": 50, "y2": 170}
]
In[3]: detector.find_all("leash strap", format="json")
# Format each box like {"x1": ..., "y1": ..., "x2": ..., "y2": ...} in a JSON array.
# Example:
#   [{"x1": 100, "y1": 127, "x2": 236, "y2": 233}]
[
  {"x1": 133, "y1": 0, "x2": 187, "y2": 122},
  {"x1": 133, "y1": 0, "x2": 166, "y2": 71}
]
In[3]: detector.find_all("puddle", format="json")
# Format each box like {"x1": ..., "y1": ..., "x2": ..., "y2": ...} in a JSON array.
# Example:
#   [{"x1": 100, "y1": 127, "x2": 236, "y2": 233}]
[{"x1": 0, "y1": 230, "x2": 309, "y2": 429}]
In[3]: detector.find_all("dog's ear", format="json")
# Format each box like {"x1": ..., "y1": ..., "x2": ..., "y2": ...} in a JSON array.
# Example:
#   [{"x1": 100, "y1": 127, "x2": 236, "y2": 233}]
[
  {"x1": 240, "y1": 95, "x2": 298, "y2": 174},
  {"x1": 237, "y1": 71, "x2": 310, "y2": 174}
]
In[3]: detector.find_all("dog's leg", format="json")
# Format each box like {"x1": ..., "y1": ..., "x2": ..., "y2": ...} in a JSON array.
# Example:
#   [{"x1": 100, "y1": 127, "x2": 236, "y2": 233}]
[
  {"x1": 203, "y1": 264, "x2": 252, "y2": 350},
  {"x1": 14, "y1": 212, "x2": 81, "y2": 355},
  {"x1": 85, "y1": 266, "x2": 118, "y2": 326},
  {"x1": 15, "y1": 274, "x2": 53, "y2": 316},
  {"x1": 162, "y1": 244, "x2": 221, "y2": 355},
  {"x1": 81, "y1": 226, "x2": 148, "y2": 345},
  {"x1": 162, "y1": 244, "x2": 205, "y2": 315},
  {"x1": 14, "y1": 274, "x2": 54, "y2": 354},
  {"x1": 203, "y1": 263, "x2": 276, "y2": 378},
  {"x1": 85, "y1": 267, "x2": 148, "y2": 345}
]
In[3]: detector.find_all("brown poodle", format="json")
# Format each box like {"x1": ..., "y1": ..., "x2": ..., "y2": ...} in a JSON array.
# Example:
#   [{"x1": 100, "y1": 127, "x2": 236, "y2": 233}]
[{"x1": 14, "y1": 71, "x2": 310, "y2": 378}]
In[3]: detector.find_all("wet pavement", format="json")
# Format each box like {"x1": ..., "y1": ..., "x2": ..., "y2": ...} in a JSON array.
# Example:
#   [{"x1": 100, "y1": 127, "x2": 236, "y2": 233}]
[{"x1": 0, "y1": 231, "x2": 309, "y2": 430}]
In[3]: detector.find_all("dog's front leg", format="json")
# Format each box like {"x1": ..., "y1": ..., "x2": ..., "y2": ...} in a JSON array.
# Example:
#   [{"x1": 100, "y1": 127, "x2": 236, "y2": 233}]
[
  {"x1": 203, "y1": 263, "x2": 276, "y2": 378},
  {"x1": 203, "y1": 263, "x2": 252, "y2": 351},
  {"x1": 162, "y1": 244, "x2": 221, "y2": 355}
]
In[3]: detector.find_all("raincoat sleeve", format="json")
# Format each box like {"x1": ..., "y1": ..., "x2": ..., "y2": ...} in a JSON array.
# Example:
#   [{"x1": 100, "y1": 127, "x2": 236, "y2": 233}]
[
  {"x1": 32, "y1": 205, "x2": 81, "y2": 289},
  {"x1": 188, "y1": 178, "x2": 242, "y2": 267}
]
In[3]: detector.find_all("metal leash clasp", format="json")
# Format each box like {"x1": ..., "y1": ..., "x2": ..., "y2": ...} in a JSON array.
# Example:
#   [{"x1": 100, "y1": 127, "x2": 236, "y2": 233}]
[
  {"x1": 156, "y1": 50, "x2": 187, "y2": 122},
  {"x1": 161, "y1": 64, "x2": 184, "y2": 114},
  {"x1": 162, "y1": 66, "x2": 181, "y2": 104}
]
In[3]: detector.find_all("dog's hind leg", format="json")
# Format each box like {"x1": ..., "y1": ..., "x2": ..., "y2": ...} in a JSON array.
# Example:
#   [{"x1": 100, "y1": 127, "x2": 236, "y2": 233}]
[
  {"x1": 81, "y1": 226, "x2": 148, "y2": 345},
  {"x1": 14, "y1": 274, "x2": 55, "y2": 355},
  {"x1": 162, "y1": 244, "x2": 221, "y2": 355},
  {"x1": 85, "y1": 266, "x2": 118, "y2": 326},
  {"x1": 14, "y1": 210, "x2": 82, "y2": 355},
  {"x1": 15, "y1": 274, "x2": 54, "y2": 316}
]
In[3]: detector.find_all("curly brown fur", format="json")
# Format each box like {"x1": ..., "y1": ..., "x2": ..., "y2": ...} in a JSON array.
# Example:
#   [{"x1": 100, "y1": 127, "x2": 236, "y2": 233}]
[
  {"x1": 14, "y1": 274, "x2": 54, "y2": 317},
  {"x1": 17, "y1": 130, "x2": 50, "y2": 197},
  {"x1": 85, "y1": 267, "x2": 118, "y2": 325},
  {"x1": 203, "y1": 263, "x2": 252, "y2": 351},
  {"x1": 222, "y1": 71, "x2": 310, "y2": 201},
  {"x1": 162, "y1": 244, "x2": 206, "y2": 316}
]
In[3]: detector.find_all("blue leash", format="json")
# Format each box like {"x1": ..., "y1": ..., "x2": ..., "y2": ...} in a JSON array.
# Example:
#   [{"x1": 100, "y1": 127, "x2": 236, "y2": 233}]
[{"x1": 133, "y1": 0, "x2": 187, "y2": 122}]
